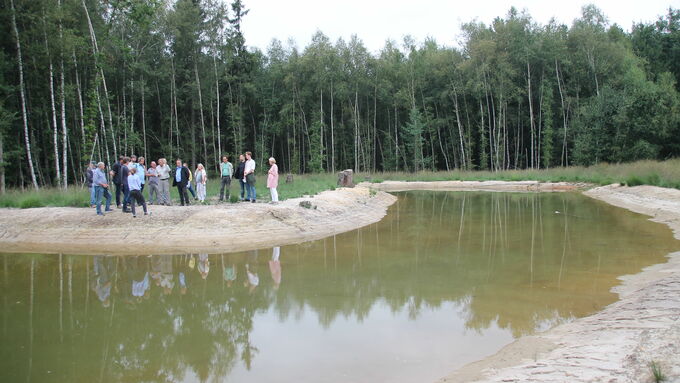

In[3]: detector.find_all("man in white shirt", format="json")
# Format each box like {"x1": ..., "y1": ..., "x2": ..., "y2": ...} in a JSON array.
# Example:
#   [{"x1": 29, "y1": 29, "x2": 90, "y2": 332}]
[
  {"x1": 244, "y1": 151, "x2": 256, "y2": 203},
  {"x1": 156, "y1": 158, "x2": 171, "y2": 205}
]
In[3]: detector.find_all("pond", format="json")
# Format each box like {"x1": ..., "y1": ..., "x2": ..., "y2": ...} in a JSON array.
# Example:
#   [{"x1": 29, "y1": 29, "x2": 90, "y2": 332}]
[{"x1": 0, "y1": 191, "x2": 677, "y2": 383}]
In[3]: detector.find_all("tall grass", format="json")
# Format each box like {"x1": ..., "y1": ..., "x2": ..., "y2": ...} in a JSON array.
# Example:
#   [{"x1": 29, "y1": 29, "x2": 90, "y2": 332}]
[{"x1": 1, "y1": 160, "x2": 679, "y2": 208}]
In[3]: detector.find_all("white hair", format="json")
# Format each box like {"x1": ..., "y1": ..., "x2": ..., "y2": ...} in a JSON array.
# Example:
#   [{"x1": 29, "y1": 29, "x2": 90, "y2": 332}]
[
  {"x1": 269, "y1": 157, "x2": 276, "y2": 164},
  {"x1": 97, "y1": 162, "x2": 105, "y2": 167}
]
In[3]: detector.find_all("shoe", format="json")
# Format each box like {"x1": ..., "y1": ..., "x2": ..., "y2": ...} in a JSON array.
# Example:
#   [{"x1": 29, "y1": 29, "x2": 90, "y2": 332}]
[
  {"x1": 144, "y1": 212, "x2": 149, "y2": 216},
  {"x1": 105, "y1": 209, "x2": 113, "y2": 212},
  {"x1": 97, "y1": 212, "x2": 104, "y2": 216},
  {"x1": 251, "y1": 200, "x2": 256, "y2": 203},
  {"x1": 133, "y1": 214, "x2": 137, "y2": 218}
]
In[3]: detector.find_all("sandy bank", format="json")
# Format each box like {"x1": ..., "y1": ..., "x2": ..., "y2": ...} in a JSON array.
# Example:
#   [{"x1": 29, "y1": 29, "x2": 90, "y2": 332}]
[
  {"x1": 440, "y1": 184, "x2": 680, "y2": 383},
  {"x1": 0, "y1": 187, "x2": 397, "y2": 255},
  {"x1": 365, "y1": 180, "x2": 585, "y2": 192}
]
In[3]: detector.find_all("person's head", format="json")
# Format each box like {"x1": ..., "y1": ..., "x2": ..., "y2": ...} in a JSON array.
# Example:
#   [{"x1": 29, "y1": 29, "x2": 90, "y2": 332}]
[
  {"x1": 118, "y1": 156, "x2": 124, "y2": 163},
  {"x1": 129, "y1": 167, "x2": 137, "y2": 175},
  {"x1": 239, "y1": 154, "x2": 245, "y2": 162},
  {"x1": 197, "y1": 163, "x2": 204, "y2": 171},
  {"x1": 97, "y1": 162, "x2": 105, "y2": 170},
  {"x1": 130, "y1": 155, "x2": 137, "y2": 163},
  {"x1": 88, "y1": 161, "x2": 95, "y2": 169},
  {"x1": 150, "y1": 161, "x2": 157, "y2": 168},
  {"x1": 222, "y1": 156, "x2": 228, "y2": 163},
  {"x1": 245, "y1": 151, "x2": 252, "y2": 160},
  {"x1": 176, "y1": 159, "x2": 182, "y2": 167},
  {"x1": 183, "y1": 162, "x2": 188, "y2": 169},
  {"x1": 158, "y1": 158, "x2": 165, "y2": 166},
  {"x1": 138, "y1": 157, "x2": 145, "y2": 165},
  {"x1": 123, "y1": 156, "x2": 130, "y2": 165},
  {"x1": 269, "y1": 157, "x2": 276, "y2": 165}
]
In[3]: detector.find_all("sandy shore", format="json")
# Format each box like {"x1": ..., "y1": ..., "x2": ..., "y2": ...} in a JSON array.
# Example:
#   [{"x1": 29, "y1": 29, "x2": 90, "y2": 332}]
[
  {"x1": 440, "y1": 184, "x2": 680, "y2": 383},
  {"x1": 0, "y1": 186, "x2": 397, "y2": 255},
  {"x1": 364, "y1": 180, "x2": 586, "y2": 192}
]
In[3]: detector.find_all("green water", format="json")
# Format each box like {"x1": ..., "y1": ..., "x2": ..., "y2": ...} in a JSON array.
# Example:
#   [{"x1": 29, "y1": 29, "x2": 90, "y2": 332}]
[{"x1": 0, "y1": 191, "x2": 677, "y2": 383}]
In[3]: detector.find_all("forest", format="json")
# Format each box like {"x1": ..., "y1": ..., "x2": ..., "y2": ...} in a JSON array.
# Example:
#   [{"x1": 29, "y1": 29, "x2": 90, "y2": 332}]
[{"x1": 0, "y1": 0, "x2": 679, "y2": 191}]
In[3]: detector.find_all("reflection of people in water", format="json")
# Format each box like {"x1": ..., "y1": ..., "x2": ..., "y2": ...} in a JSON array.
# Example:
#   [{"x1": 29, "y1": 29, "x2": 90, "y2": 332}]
[
  {"x1": 269, "y1": 247, "x2": 281, "y2": 289},
  {"x1": 92, "y1": 255, "x2": 114, "y2": 308},
  {"x1": 244, "y1": 250, "x2": 259, "y2": 293},
  {"x1": 197, "y1": 253, "x2": 210, "y2": 279},
  {"x1": 130, "y1": 256, "x2": 150, "y2": 302},
  {"x1": 158, "y1": 254, "x2": 174, "y2": 295},
  {"x1": 223, "y1": 255, "x2": 237, "y2": 288}
]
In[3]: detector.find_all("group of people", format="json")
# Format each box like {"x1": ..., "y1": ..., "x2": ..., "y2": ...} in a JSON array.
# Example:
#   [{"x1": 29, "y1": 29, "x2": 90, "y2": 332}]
[{"x1": 85, "y1": 152, "x2": 280, "y2": 216}]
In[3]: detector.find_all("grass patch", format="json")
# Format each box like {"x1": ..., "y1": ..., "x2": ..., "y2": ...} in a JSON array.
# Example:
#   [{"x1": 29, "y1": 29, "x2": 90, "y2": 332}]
[{"x1": 650, "y1": 361, "x2": 667, "y2": 383}]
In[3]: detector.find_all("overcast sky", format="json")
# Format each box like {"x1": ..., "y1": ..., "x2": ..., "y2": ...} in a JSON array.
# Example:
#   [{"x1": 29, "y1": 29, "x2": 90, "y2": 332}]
[{"x1": 240, "y1": 0, "x2": 676, "y2": 53}]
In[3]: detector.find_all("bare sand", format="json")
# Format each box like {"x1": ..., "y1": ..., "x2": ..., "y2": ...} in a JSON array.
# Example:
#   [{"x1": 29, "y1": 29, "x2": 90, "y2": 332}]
[
  {"x1": 440, "y1": 184, "x2": 680, "y2": 383},
  {"x1": 0, "y1": 186, "x2": 397, "y2": 255}
]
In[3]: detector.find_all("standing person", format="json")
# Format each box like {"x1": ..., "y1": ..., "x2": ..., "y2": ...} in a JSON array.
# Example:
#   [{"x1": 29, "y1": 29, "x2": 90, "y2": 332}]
[
  {"x1": 267, "y1": 157, "x2": 279, "y2": 203},
  {"x1": 127, "y1": 167, "x2": 149, "y2": 218},
  {"x1": 234, "y1": 154, "x2": 246, "y2": 201},
  {"x1": 85, "y1": 161, "x2": 96, "y2": 207},
  {"x1": 93, "y1": 162, "x2": 113, "y2": 216},
  {"x1": 146, "y1": 161, "x2": 159, "y2": 205},
  {"x1": 173, "y1": 159, "x2": 190, "y2": 206},
  {"x1": 195, "y1": 163, "x2": 207, "y2": 203},
  {"x1": 121, "y1": 157, "x2": 131, "y2": 213},
  {"x1": 110, "y1": 156, "x2": 124, "y2": 208},
  {"x1": 136, "y1": 156, "x2": 147, "y2": 193},
  {"x1": 156, "y1": 158, "x2": 171, "y2": 206},
  {"x1": 244, "y1": 151, "x2": 256, "y2": 203},
  {"x1": 219, "y1": 156, "x2": 233, "y2": 202},
  {"x1": 184, "y1": 162, "x2": 197, "y2": 200}
]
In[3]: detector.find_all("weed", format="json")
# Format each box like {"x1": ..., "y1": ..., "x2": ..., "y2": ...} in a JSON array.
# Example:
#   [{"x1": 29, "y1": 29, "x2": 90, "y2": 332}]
[{"x1": 650, "y1": 361, "x2": 666, "y2": 383}]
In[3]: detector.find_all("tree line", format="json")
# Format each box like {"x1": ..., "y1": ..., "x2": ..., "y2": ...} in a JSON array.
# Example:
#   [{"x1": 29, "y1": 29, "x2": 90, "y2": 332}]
[{"x1": 1, "y1": 0, "x2": 679, "y2": 191}]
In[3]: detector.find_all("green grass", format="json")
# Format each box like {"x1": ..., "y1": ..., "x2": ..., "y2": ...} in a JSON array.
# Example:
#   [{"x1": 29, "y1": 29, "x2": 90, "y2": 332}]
[
  {"x1": 650, "y1": 361, "x2": 667, "y2": 383},
  {"x1": 1, "y1": 159, "x2": 679, "y2": 208}
]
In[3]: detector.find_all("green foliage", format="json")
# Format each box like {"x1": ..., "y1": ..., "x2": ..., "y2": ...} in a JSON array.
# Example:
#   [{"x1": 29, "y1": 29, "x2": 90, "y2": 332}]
[
  {"x1": 2, "y1": 1, "x2": 679, "y2": 191},
  {"x1": 650, "y1": 361, "x2": 667, "y2": 383}
]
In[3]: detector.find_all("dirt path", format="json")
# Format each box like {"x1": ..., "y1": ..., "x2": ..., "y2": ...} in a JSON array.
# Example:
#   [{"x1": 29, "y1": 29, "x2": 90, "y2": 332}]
[
  {"x1": 440, "y1": 184, "x2": 680, "y2": 383},
  {"x1": 0, "y1": 187, "x2": 397, "y2": 255}
]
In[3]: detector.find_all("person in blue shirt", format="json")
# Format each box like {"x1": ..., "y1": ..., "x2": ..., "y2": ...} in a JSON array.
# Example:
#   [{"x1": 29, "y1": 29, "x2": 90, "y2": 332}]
[
  {"x1": 136, "y1": 156, "x2": 147, "y2": 192},
  {"x1": 127, "y1": 167, "x2": 149, "y2": 218},
  {"x1": 93, "y1": 162, "x2": 113, "y2": 216},
  {"x1": 172, "y1": 159, "x2": 191, "y2": 206}
]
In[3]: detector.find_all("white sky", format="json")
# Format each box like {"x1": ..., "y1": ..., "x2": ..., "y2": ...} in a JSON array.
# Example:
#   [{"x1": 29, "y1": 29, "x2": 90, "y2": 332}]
[{"x1": 240, "y1": 0, "x2": 677, "y2": 53}]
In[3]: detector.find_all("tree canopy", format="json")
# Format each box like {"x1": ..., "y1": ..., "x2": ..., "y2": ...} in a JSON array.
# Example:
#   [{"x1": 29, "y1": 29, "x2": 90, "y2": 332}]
[{"x1": 1, "y1": 1, "x2": 678, "y2": 189}]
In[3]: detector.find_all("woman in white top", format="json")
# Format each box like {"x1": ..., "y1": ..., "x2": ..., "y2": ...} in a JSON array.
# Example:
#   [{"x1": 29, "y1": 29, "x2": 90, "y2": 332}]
[{"x1": 195, "y1": 163, "x2": 207, "y2": 202}]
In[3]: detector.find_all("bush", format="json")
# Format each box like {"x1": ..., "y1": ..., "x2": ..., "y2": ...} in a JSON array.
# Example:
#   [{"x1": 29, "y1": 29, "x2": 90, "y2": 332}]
[{"x1": 19, "y1": 197, "x2": 45, "y2": 209}]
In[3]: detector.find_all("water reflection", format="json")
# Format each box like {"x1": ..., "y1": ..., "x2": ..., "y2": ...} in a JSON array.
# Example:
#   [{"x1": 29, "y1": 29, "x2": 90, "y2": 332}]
[{"x1": 0, "y1": 191, "x2": 677, "y2": 383}]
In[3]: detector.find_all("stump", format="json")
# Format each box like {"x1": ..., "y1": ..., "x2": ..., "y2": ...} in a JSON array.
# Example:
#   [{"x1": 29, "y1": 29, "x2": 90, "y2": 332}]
[
  {"x1": 337, "y1": 169, "x2": 354, "y2": 188},
  {"x1": 285, "y1": 173, "x2": 294, "y2": 184}
]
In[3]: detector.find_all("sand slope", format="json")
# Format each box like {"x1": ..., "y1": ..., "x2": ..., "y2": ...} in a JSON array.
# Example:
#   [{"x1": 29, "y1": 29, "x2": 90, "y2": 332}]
[{"x1": 0, "y1": 186, "x2": 397, "y2": 255}]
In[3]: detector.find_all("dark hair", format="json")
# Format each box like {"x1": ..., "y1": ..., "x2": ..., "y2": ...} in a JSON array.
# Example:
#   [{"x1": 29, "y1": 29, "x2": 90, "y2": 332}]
[
  {"x1": 222, "y1": 155, "x2": 229, "y2": 161},
  {"x1": 119, "y1": 156, "x2": 124, "y2": 161},
  {"x1": 245, "y1": 151, "x2": 252, "y2": 157},
  {"x1": 123, "y1": 156, "x2": 131, "y2": 163}
]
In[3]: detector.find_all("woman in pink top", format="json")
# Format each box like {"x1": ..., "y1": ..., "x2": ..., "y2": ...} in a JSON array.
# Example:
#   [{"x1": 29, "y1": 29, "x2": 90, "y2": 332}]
[{"x1": 267, "y1": 157, "x2": 279, "y2": 202}]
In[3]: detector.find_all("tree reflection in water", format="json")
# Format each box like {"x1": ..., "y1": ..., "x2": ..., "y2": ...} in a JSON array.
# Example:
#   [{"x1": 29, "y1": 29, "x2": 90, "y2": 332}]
[{"x1": 0, "y1": 191, "x2": 676, "y2": 383}]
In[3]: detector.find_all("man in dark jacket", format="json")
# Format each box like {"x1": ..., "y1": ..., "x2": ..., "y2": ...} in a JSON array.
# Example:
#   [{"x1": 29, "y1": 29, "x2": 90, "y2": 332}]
[
  {"x1": 233, "y1": 154, "x2": 246, "y2": 201},
  {"x1": 110, "y1": 156, "x2": 124, "y2": 208},
  {"x1": 121, "y1": 157, "x2": 132, "y2": 212},
  {"x1": 85, "y1": 161, "x2": 96, "y2": 207},
  {"x1": 172, "y1": 159, "x2": 191, "y2": 206}
]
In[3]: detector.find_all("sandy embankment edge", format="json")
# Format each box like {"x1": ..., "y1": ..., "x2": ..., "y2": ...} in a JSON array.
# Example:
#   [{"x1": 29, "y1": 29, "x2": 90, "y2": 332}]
[
  {"x1": 0, "y1": 186, "x2": 398, "y2": 256},
  {"x1": 439, "y1": 183, "x2": 680, "y2": 383}
]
